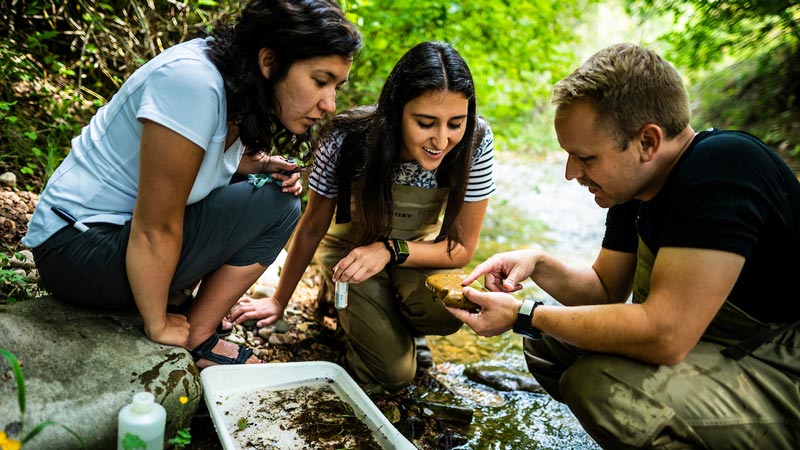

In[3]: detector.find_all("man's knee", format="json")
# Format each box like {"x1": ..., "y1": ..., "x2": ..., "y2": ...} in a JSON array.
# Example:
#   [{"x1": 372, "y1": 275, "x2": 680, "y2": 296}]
[
  {"x1": 560, "y1": 354, "x2": 676, "y2": 449},
  {"x1": 523, "y1": 336, "x2": 570, "y2": 400},
  {"x1": 560, "y1": 354, "x2": 614, "y2": 408}
]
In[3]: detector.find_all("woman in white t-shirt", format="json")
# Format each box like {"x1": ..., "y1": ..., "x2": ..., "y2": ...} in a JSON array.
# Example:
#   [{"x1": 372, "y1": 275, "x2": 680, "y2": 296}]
[
  {"x1": 227, "y1": 41, "x2": 495, "y2": 389},
  {"x1": 23, "y1": 0, "x2": 362, "y2": 368}
]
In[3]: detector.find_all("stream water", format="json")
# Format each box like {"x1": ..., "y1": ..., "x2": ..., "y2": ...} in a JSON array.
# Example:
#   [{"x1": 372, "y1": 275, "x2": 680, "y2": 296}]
[{"x1": 427, "y1": 151, "x2": 607, "y2": 449}]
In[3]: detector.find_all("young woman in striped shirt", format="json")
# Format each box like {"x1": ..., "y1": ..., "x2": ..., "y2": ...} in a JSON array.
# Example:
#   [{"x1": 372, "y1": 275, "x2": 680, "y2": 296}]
[{"x1": 228, "y1": 41, "x2": 495, "y2": 389}]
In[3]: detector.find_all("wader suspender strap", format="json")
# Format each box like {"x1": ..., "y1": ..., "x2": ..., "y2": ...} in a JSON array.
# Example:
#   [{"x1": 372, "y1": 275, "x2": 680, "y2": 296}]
[
  {"x1": 721, "y1": 320, "x2": 800, "y2": 360},
  {"x1": 336, "y1": 180, "x2": 352, "y2": 224}
]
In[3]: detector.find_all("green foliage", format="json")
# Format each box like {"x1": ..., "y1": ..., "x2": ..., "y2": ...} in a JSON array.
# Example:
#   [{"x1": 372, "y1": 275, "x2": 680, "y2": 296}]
[
  {"x1": 0, "y1": 31, "x2": 91, "y2": 190},
  {"x1": 167, "y1": 428, "x2": 192, "y2": 449},
  {"x1": 2, "y1": 0, "x2": 597, "y2": 189},
  {"x1": 624, "y1": 0, "x2": 800, "y2": 70},
  {"x1": 691, "y1": 42, "x2": 800, "y2": 171},
  {"x1": 622, "y1": 0, "x2": 800, "y2": 170},
  {"x1": 0, "y1": 348, "x2": 87, "y2": 449},
  {"x1": 0, "y1": 0, "x2": 241, "y2": 188},
  {"x1": 0, "y1": 253, "x2": 41, "y2": 304},
  {"x1": 167, "y1": 396, "x2": 193, "y2": 449},
  {"x1": 341, "y1": 0, "x2": 596, "y2": 152}
]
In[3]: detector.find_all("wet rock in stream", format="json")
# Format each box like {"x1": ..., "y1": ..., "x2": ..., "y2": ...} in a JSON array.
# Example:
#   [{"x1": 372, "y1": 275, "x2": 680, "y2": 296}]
[{"x1": 463, "y1": 365, "x2": 545, "y2": 394}]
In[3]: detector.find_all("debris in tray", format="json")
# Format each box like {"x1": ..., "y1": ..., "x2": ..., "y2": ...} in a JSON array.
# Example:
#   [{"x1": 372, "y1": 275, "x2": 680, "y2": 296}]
[{"x1": 221, "y1": 380, "x2": 383, "y2": 450}]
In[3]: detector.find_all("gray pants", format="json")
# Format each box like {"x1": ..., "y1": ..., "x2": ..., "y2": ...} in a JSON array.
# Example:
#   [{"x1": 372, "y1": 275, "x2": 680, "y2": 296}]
[
  {"x1": 32, "y1": 181, "x2": 300, "y2": 309},
  {"x1": 524, "y1": 306, "x2": 800, "y2": 449}
]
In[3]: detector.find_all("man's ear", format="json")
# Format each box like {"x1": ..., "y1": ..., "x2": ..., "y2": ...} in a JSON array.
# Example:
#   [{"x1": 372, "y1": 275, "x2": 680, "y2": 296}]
[
  {"x1": 258, "y1": 48, "x2": 275, "y2": 79},
  {"x1": 639, "y1": 124, "x2": 662, "y2": 162}
]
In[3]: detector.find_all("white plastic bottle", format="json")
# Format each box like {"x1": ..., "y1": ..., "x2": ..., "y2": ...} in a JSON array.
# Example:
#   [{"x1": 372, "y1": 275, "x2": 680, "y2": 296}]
[{"x1": 117, "y1": 391, "x2": 167, "y2": 450}]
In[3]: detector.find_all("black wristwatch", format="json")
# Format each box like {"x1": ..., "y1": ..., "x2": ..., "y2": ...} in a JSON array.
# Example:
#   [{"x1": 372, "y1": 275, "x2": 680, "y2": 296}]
[
  {"x1": 513, "y1": 298, "x2": 543, "y2": 339},
  {"x1": 392, "y1": 238, "x2": 409, "y2": 265}
]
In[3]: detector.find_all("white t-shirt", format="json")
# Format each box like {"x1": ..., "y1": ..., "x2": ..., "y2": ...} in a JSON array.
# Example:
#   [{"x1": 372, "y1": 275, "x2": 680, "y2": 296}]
[
  {"x1": 309, "y1": 117, "x2": 495, "y2": 201},
  {"x1": 24, "y1": 38, "x2": 244, "y2": 248}
]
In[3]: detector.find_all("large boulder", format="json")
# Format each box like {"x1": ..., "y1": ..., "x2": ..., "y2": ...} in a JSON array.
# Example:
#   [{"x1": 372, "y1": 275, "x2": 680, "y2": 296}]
[{"x1": 0, "y1": 296, "x2": 201, "y2": 449}]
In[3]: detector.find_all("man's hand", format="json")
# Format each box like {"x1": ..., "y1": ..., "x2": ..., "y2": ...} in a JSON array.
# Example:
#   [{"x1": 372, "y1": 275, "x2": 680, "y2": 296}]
[
  {"x1": 463, "y1": 249, "x2": 541, "y2": 293},
  {"x1": 446, "y1": 287, "x2": 521, "y2": 337}
]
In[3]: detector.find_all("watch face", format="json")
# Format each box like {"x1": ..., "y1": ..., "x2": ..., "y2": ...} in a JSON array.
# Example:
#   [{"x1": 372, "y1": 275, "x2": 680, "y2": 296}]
[{"x1": 395, "y1": 239, "x2": 409, "y2": 256}]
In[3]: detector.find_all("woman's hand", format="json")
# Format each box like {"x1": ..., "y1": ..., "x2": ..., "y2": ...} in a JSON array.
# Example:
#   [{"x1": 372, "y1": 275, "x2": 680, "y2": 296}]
[
  {"x1": 144, "y1": 313, "x2": 191, "y2": 347},
  {"x1": 269, "y1": 170, "x2": 303, "y2": 196},
  {"x1": 239, "y1": 152, "x2": 304, "y2": 196},
  {"x1": 332, "y1": 241, "x2": 393, "y2": 284},
  {"x1": 259, "y1": 154, "x2": 303, "y2": 196},
  {"x1": 228, "y1": 297, "x2": 285, "y2": 328}
]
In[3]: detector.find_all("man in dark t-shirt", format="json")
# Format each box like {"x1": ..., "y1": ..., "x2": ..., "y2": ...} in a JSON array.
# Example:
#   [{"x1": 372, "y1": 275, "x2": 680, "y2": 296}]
[
  {"x1": 448, "y1": 43, "x2": 800, "y2": 449},
  {"x1": 606, "y1": 129, "x2": 799, "y2": 322}
]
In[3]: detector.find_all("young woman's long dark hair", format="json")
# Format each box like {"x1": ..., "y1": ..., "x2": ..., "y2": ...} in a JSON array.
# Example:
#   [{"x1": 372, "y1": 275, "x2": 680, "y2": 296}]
[
  {"x1": 205, "y1": 0, "x2": 361, "y2": 163},
  {"x1": 332, "y1": 41, "x2": 478, "y2": 252}
]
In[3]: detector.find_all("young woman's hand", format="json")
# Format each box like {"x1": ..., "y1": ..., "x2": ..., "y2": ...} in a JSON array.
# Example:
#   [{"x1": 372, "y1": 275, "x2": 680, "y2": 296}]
[
  {"x1": 332, "y1": 241, "x2": 393, "y2": 284},
  {"x1": 227, "y1": 297, "x2": 285, "y2": 328},
  {"x1": 144, "y1": 313, "x2": 191, "y2": 347}
]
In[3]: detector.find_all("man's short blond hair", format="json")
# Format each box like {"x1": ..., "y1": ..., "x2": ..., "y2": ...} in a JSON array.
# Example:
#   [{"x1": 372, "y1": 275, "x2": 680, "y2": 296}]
[{"x1": 552, "y1": 43, "x2": 690, "y2": 148}]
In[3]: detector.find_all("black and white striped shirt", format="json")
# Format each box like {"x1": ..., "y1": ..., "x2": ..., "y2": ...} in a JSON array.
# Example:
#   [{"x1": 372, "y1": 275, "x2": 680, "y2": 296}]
[{"x1": 309, "y1": 117, "x2": 495, "y2": 202}]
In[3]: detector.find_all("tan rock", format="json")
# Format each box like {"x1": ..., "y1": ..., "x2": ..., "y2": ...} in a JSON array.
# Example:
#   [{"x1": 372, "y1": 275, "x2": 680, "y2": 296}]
[{"x1": 425, "y1": 272, "x2": 482, "y2": 312}]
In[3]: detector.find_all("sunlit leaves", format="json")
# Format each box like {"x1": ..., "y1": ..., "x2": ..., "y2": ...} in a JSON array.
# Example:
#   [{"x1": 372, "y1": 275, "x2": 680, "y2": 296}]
[
  {"x1": 342, "y1": 0, "x2": 598, "y2": 150},
  {"x1": 624, "y1": 0, "x2": 800, "y2": 69}
]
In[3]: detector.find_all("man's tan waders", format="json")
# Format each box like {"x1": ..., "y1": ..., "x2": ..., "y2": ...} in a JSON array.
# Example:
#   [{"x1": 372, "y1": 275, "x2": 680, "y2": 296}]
[
  {"x1": 523, "y1": 237, "x2": 800, "y2": 448},
  {"x1": 314, "y1": 184, "x2": 463, "y2": 390}
]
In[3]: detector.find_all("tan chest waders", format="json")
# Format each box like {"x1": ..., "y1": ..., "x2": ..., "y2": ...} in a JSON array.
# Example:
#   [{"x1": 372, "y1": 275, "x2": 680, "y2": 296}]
[{"x1": 314, "y1": 184, "x2": 464, "y2": 389}]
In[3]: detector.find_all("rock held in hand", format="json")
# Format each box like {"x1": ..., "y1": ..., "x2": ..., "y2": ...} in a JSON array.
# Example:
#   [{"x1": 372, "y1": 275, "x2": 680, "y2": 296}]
[{"x1": 425, "y1": 272, "x2": 482, "y2": 312}]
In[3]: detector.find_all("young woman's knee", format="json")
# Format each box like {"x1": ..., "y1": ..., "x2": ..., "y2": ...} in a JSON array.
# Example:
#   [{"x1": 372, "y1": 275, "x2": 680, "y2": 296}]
[{"x1": 367, "y1": 355, "x2": 417, "y2": 391}]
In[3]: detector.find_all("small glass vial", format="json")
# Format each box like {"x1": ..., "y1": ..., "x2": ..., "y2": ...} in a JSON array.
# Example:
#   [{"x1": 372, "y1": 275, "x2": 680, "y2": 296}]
[
  {"x1": 117, "y1": 391, "x2": 166, "y2": 450},
  {"x1": 335, "y1": 280, "x2": 348, "y2": 310}
]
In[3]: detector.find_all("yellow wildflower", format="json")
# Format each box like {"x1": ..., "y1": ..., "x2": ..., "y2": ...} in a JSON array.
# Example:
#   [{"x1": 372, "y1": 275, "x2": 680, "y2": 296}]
[
  {"x1": 179, "y1": 396, "x2": 188, "y2": 405},
  {"x1": 0, "y1": 431, "x2": 22, "y2": 450}
]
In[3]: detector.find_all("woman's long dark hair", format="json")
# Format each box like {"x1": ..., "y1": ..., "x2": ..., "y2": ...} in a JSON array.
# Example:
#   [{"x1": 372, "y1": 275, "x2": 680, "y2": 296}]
[
  {"x1": 331, "y1": 41, "x2": 478, "y2": 252},
  {"x1": 205, "y1": 0, "x2": 361, "y2": 163}
]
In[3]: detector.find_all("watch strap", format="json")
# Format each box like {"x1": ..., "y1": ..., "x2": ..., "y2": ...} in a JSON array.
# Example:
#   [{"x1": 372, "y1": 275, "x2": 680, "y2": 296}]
[
  {"x1": 379, "y1": 237, "x2": 397, "y2": 268},
  {"x1": 513, "y1": 298, "x2": 543, "y2": 339},
  {"x1": 392, "y1": 238, "x2": 409, "y2": 265}
]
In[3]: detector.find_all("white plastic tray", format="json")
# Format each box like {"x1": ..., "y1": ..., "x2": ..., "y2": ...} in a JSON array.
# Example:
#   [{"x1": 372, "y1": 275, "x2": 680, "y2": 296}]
[{"x1": 201, "y1": 361, "x2": 417, "y2": 450}]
